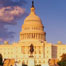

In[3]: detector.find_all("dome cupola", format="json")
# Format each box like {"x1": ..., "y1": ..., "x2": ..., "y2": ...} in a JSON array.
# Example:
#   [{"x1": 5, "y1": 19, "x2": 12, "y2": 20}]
[{"x1": 24, "y1": 1, "x2": 42, "y2": 24}]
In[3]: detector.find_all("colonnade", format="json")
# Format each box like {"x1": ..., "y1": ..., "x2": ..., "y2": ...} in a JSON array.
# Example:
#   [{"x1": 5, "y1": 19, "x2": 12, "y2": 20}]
[{"x1": 20, "y1": 33, "x2": 45, "y2": 40}]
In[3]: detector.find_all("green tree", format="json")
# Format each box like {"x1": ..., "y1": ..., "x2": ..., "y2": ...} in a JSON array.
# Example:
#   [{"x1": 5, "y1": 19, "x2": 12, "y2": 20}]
[{"x1": 58, "y1": 54, "x2": 66, "y2": 66}]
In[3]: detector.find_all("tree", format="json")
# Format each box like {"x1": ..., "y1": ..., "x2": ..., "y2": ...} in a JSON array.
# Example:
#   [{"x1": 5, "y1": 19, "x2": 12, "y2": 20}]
[
  {"x1": 0, "y1": 54, "x2": 3, "y2": 66},
  {"x1": 58, "y1": 54, "x2": 66, "y2": 66}
]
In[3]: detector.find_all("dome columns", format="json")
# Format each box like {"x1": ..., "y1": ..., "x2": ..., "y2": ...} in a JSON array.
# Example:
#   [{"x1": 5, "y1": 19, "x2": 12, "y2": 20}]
[{"x1": 20, "y1": 33, "x2": 46, "y2": 41}]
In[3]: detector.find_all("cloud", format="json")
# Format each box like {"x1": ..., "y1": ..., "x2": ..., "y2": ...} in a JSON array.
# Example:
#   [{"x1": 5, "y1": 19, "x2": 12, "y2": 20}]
[
  {"x1": 0, "y1": 0, "x2": 26, "y2": 23},
  {"x1": 0, "y1": 6, "x2": 25, "y2": 42},
  {"x1": 0, "y1": 38, "x2": 3, "y2": 42},
  {"x1": 0, "y1": 6, "x2": 25, "y2": 22},
  {"x1": 0, "y1": 0, "x2": 27, "y2": 43}
]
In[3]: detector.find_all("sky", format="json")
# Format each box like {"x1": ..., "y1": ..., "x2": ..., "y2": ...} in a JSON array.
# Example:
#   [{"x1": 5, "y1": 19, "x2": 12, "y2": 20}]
[{"x1": 0, "y1": 0, "x2": 66, "y2": 44}]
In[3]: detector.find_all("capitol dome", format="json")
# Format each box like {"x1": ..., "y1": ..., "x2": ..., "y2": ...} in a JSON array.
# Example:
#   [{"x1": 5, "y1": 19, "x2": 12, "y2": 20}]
[{"x1": 20, "y1": 1, "x2": 46, "y2": 41}]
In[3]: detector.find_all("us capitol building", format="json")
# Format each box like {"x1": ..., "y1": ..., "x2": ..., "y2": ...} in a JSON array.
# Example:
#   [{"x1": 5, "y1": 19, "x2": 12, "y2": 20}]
[{"x1": 0, "y1": 1, "x2": 66, "y2": 66}]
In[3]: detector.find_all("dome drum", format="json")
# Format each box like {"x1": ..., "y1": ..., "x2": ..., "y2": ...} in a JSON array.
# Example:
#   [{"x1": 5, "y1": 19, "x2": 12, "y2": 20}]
[{"x1": 20, "y1": 32, "x2": 46, "y2": 41}]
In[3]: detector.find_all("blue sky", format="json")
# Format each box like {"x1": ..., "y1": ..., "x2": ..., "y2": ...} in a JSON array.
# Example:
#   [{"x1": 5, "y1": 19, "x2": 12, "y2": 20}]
[{"x1": 0, "y1": 0, "x2": 66, "y2": 44}]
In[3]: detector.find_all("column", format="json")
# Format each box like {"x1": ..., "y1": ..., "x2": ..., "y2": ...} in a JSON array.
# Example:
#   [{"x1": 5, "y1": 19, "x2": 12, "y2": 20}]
[
  {"x1": 25, "y1": 34, "x2": 26, "y2": 39},
  {"x1": 23, "y1": 34, "x2": 24, "y2": 39},
  {"x1": 35, "y1": 33, "x2": 36, "y2": 39}
]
